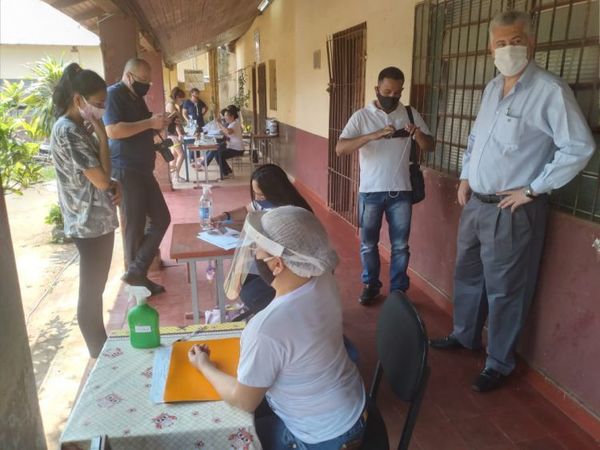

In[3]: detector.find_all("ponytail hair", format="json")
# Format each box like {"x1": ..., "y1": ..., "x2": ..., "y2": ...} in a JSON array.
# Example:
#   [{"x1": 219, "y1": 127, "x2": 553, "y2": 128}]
[{"x1": 52, "y1": 63, "x2": 107, "y2": 117}]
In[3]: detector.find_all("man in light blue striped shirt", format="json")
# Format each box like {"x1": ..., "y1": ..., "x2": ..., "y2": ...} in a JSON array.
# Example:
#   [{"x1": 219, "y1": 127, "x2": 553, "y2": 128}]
[{"x1": 430, "y1": 11, "x2": 595, "y2": 392}]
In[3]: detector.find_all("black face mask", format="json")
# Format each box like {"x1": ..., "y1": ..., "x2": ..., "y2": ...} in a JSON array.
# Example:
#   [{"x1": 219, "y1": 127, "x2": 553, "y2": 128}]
[
  {"x1": 131, "y1": 80, "x2": 150, "y2": 97},
  {"x1": 376, "y1": 92, "x2": 400, "y2": 112},
  {"x1": 255, "y1": 257, "x2": 275, "y2": 285}
]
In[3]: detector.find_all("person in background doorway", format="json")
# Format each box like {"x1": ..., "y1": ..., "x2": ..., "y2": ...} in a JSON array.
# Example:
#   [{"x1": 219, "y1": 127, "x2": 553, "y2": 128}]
[
  {"x1": 336, "y1": 66, "x2": 434, "y2": 306},
  {"x1": 165, "y1": 86, "x2": 186, "y2": 182},
  {"x1": 50, "y1": 63, "x2": 120, "y2": 358},
  {"x1": 429, "y1": 10, "x2": 595, "y2": 392},
  {"x1": 182, "y1": 87, "x2": 207, "y2": 132},
  {"x1": 103, "y1": 58, "x2": 172, "y2": 295}
]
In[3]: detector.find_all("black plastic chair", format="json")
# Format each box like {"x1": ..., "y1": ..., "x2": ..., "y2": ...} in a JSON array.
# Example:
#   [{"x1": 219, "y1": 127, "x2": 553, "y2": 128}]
[{"x1": 359, "y1": 291, "x2": 430, "y2": 450}]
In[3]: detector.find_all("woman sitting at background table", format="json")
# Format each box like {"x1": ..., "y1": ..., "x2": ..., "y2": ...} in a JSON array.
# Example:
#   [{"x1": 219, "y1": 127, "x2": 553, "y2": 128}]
[
  {"x1": 203, "y1": 104, "x2": 244, "y2": 179},
  {"x1": 188, "y1": 206, "x2": 366, "y2": 450}
]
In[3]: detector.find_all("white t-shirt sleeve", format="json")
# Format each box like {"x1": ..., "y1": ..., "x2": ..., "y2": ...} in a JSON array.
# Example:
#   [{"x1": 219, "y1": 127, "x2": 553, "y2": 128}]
[
  {"x1": 410, "y1": 107, "x2": 432, "y2": 136},
  {"x1": 237, "y1": 331, "x2": 283, "y2": 388},
  {"x1": 339, "y1": 111, "x2": 363, "y2": 139}
]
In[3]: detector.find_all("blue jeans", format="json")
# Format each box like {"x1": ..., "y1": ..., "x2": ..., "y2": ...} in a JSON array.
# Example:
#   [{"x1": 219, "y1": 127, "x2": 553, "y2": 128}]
[
  {"x1": 359, "y1": 191, "x2": 412, "y2": 292},
  {"x1": 255, "y1": 401, "x2": 366, "y2": 449}
]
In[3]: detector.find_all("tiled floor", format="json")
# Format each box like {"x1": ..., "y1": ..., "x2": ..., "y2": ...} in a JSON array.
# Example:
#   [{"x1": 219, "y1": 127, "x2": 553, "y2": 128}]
[{"x1": 105, "y1": 174, "x2": 599, "y2": 450}]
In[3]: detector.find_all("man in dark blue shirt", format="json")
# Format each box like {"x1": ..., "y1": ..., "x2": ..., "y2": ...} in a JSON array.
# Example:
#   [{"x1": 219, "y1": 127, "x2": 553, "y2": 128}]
[
  {"x1": 182, "y1": 87, "x2": 207, "y2": 130},
  {"x1": 104, "y1": 58, "x2": 171, "y2": 294}
]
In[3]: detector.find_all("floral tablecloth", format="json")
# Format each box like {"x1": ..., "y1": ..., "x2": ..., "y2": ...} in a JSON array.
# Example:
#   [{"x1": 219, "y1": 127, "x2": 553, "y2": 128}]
[{"x1": 60, "y1": 326, "x2": 261, "y2": 450}]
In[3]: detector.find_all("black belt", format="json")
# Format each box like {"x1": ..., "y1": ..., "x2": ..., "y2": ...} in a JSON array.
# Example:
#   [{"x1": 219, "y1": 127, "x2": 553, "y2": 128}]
[{"x1": 473, "y1": 192, "x2": 504, "y2": 204}]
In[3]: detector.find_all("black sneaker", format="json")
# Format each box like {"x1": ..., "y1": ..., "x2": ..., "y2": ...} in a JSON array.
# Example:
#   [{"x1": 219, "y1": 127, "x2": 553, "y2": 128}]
[
  {"x1": 471, "y1": 368, "x2": 505, "y2": 393},
  {"x1": 122, "y1": 270, "x2": 165, "y2": 296},
  {"x1": 429, "y1": 335, "x2": 464, "y2": 350},
  {"x1": 358, "y1": 285, "x2": 380, "y2": 306},
  {"x1": 144, "y1": 278, "x2": 166, "y2": 296}
]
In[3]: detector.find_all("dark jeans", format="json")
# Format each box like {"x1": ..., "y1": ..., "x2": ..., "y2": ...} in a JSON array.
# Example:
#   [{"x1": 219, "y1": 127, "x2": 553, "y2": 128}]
[
  {"x1": 112, "y1": 168, "x2": 171, "y2": 275},
  {"x1": 72, "y1": 231, "x2": 114, "y2": 358},
  {"x1": 255, "y1": 400, "x2": 366, "y2": 450},
  {"x1": 359, "y1": 191, "x2": 412, "y2": 292},
  {"x1": 205, "y1": 143, "x2": 244, "y2": 177}
]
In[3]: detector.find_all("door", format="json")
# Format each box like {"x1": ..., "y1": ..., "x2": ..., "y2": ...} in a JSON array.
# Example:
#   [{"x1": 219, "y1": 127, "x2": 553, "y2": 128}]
[
  {"x1": 326, "y1": 23, "x2": 367, "y2": 228},
  {"x1": 257, "y1": 62, "x2": 267, "y2": 135}
]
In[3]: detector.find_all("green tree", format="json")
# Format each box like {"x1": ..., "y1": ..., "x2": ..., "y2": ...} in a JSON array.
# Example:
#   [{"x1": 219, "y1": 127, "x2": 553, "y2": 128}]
[
  {"x1": 23, "y1": 56, "x2": 64, "y2": 138},
  {"x1": 0, "y1": 81, "x2": 43, "y2": 195}
]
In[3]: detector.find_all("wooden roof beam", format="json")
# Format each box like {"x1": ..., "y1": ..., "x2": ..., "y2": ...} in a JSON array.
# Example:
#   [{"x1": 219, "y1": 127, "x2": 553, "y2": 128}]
[
  {"x1": 72, "y1": 6, "x2": 106, "y2": 22},
  {"x1": 48, "y1": 0, "x2": 85, "y2": 9}
]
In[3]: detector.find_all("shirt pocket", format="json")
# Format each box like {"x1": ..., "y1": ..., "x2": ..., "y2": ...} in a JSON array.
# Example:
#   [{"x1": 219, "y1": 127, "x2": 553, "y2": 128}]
[{"x1": 494, "y1": 114, "x2": 521, "y2": 149}]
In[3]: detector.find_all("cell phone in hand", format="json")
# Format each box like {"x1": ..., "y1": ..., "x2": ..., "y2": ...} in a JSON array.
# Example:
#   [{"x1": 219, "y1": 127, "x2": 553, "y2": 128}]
[{"x1": 387, "y1": 128, "x2": 411, "y2": 139}]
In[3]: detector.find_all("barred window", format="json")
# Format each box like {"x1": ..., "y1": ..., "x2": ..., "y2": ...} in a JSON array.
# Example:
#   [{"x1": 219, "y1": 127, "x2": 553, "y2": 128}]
[{"x1": 411, "y1": 0, "x2": 599, "y2": 222}]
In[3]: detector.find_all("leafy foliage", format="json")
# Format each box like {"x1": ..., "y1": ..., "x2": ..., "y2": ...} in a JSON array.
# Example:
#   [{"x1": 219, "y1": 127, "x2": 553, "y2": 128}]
[
  {"x1": 0, "y1": 56, "x2": 65, "y2": 194},
  {"x1": 231, "y1": 69, "x2": 250, "y2": 111},
  {"x1": 44, "y1": 203, "x2": 64, "y2": 227},
  {"x1": 0, "y1": 111, "x2": 43, "y2": 195},
  {"x1": 22, "y1": 56, "x2": 64, "y2": 138}
]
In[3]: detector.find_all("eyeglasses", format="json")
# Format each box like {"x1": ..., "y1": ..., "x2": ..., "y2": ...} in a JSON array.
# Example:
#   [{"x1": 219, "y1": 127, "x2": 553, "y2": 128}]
[{"x1": 249, "y1": 244, "x2": 276, "y2": 261}]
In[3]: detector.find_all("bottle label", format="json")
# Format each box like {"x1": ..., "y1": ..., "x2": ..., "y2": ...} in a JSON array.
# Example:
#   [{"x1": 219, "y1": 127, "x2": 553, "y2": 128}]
[
  {"x1": 200, "y1": 206, "x2": 210, "y2": 220},
  {"x1": 135, "y1": 325, "x2": 152, "y2": 333}
]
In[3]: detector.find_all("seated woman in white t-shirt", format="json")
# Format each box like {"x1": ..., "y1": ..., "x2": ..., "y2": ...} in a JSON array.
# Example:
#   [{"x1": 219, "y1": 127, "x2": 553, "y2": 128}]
[
  {"x1": 203, "y1": 104, "x2": 244, "y2": 179},
  {"x1": 188, "y1": 206, "x2": 366, "y2": 450}
]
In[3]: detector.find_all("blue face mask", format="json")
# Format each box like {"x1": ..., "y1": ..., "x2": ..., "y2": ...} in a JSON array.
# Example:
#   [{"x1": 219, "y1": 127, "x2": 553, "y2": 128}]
[{"x1": 255, "y1": 199, "x2": 276, "y2": 210}]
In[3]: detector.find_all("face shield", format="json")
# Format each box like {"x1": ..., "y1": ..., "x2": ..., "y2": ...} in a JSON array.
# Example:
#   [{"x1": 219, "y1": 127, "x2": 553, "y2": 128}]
[{"x1": 223, "y1": 210, "x2": 338, "y2": 300}]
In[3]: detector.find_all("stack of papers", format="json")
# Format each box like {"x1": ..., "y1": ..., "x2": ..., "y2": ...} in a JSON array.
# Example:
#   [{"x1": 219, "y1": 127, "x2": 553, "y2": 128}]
[{"x1": 197, "y1": 227, "x2": 241, "y2": 250}]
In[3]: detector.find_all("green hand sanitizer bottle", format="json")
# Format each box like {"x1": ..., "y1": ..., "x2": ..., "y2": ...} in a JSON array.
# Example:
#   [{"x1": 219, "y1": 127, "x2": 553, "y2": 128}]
[{"x1": 127, "y1": 286, "x2": 160, "y2": 349}]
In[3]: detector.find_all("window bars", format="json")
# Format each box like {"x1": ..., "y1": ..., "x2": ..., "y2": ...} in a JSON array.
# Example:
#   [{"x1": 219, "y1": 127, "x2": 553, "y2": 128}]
[{"x1": 411, "y1": 0, "x2": 599, "y2": 222}]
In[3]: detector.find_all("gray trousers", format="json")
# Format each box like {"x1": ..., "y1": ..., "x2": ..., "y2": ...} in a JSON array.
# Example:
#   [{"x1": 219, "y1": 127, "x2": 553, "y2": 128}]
[{"x1": 452, "y1": 195, "x2": 548, "y2": 375}]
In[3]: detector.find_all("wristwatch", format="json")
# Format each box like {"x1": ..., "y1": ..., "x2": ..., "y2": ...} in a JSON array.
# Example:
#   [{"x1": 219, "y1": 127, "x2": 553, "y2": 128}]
[{"x1": 524, "y1": 185, "x2": 536, "y2": 199}]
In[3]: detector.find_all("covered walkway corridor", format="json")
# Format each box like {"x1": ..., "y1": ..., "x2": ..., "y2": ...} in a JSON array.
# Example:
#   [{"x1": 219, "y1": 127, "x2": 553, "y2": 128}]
[{"x1": 1, "y1": 0, "x2": 598, "y2": 448}]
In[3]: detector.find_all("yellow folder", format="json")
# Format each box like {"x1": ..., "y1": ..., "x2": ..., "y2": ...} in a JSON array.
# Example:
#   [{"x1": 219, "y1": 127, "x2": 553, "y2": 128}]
[{"x1": 164, "y1": 337, "x2": 241, "y2": 402}]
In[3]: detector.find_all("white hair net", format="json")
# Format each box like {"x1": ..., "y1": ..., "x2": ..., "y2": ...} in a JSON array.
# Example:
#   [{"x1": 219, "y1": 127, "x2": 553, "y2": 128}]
[
  {"x1": 260, "y1": 206, "x2": 339, "y2": 277},
  {"x1": 223, "y1": 206, "x2": 339, "y2": 299}
]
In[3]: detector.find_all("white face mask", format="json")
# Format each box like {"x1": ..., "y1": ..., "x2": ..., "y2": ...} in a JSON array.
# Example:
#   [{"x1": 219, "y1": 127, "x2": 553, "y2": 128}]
[
  {"x1": 79, "y1": 98, "x2": 105, "y2": 122},
  {"x1": 494, "y1": 45, "x2": 528, "y2": 77}
]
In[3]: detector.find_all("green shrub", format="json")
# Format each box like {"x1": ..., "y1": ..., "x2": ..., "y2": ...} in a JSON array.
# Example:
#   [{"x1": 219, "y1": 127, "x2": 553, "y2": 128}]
[{"x1": 44, "y1": 203, "x2": 64, "y2": 228}]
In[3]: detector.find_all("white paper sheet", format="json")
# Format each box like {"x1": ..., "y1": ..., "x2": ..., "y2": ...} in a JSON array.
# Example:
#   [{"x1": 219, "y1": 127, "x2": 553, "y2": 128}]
[{"x1": 197, "y1": 227, "x2": 241, "y2": 250}]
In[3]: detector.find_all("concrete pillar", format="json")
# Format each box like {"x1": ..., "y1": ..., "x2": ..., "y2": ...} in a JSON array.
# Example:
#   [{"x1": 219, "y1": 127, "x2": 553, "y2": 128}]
[
  {"x1": 0, "y1": 187, "x2": 47, "y2": 449},
  {"x1": 141, "y1": 50, "x2": 172, "y2": 192},
  {"x1": 98, "y1": 14, "x2": 138, "y2": 85}
]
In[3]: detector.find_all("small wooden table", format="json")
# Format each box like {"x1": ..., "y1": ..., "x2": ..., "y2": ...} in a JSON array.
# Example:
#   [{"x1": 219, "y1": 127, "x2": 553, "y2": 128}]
[
  {"x1": 187, "y1": 143, "x2": 220, "y2": 187},
  {"x1": 170, "y1": 223, "x2": 236, "y2": 323}
]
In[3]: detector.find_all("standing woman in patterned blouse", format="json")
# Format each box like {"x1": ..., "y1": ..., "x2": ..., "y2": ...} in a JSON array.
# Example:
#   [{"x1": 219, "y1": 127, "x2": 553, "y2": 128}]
[{"x1": 50, "y1": 63, "x2": 120, "y2": 358}]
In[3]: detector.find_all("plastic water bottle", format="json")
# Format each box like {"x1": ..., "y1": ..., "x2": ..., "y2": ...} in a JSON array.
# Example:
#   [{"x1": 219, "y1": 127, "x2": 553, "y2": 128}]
[{"x1": 199, "y1": 184, "x2": 213, "y2": 230}]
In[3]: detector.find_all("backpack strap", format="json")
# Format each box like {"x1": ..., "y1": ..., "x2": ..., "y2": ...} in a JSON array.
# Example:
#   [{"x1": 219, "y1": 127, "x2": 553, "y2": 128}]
[{"x1": 405, "y1": 105, "x2": 419, "y2": 165}]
